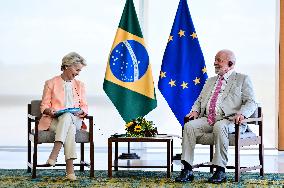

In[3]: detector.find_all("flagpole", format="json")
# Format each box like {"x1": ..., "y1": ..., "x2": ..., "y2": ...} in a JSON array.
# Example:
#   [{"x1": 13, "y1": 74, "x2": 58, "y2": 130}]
[
  {"x1": 117, "y1": 0, "x2": 148, "y2": 160},
  {"x1": 158, "y1": 0, "x2": 208, "y2": 161}
]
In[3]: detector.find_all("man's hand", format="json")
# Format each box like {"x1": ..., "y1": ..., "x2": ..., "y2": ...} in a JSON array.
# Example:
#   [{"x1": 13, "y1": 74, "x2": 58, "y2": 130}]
[
  {"x1": 186, "y1": 111, "x2": 199, "y2": 120},
  {"x1": 233, "y1": 113, "x2": 245, "y2": 125}
]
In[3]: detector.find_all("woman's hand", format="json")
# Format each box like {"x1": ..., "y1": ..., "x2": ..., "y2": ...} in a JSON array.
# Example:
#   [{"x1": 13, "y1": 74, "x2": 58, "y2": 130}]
[
  {"x1": 73, "y1": 110, "x2": 84, "y2": 117},
  {"x1": 44, "y1": 108, "x2": 56, "y2": 117}
]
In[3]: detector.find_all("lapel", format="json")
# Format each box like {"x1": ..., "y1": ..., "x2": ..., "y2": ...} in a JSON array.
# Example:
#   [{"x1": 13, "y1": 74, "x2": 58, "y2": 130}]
[
  {"x1": 203, "y1": 76, "x2": 218, "y2": 105},
  {"x1": 220, "y1": 71, "x2": 237, "y2": 102},
  {"x1": 72, "y1": 79, "x2": 79, "y2": 105},
  {"x1": 56, "y1": 76, "x2": 65, "y2": 103}
]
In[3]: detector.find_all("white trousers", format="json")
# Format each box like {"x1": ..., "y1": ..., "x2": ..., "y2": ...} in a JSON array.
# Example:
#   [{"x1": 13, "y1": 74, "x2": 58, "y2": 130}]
[
  {"x1": 181, "y1": 117, "x2": 240, "y2": 168},
  {"x1": 50, "y1": 113, "x2": 81, "y2": 161}
]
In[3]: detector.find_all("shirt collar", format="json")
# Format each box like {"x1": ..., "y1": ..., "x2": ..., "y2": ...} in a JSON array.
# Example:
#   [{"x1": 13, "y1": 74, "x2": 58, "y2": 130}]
[{"x1": 219, "y1": 69, "x2": 234, "y2": 81}]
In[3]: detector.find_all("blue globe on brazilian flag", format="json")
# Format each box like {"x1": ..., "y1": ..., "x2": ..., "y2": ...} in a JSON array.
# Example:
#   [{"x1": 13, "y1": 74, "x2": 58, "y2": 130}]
[
  {"x1": 109, "y1": 40, "x2": 149, "y2": 82},
  {"x1": 103, "y1": 0, "x2": 157, "y2": 122}
]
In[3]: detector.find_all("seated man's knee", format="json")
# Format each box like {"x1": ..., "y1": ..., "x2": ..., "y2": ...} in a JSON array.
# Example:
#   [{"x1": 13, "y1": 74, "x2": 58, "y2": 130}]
[
  {"x1": 184, "y1": 122, "x2": 194, "y2": 131},
  {"x1": 184, "y1": 120, "x2": 200, "y2": 135},
  {"x1": 213, "y1": 120, "x2": 227, "y2": 134}
]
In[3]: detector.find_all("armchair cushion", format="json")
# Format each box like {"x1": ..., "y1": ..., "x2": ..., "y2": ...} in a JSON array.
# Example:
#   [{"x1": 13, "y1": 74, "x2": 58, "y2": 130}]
[
  {"x1": 31, "y1": 130, "x2": 89, "y2": 143},
  {"x1": 196, "y1": 131, "x2": 256, "y2": 146},
  {"x1": 228, "y1": 131, "x2": 256, "y2": 146}
]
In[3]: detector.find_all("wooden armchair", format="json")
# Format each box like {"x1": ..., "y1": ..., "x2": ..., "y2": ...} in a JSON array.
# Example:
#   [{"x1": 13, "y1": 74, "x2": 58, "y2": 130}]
[
  {"x1": 27, "y1": 100, "x2": 94, "y2": 178},
  {"x1": 184, "y1": 106, "x2": 264, "y2": 182}
]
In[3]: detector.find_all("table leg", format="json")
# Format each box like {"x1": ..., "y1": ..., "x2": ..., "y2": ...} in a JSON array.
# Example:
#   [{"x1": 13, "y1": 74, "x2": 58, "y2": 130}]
[
  {"x1": 171, "y1": 139, "x2": 173, "y2": 172},
  {"x1": 167, "y1": 140, "x2": 171, "y2": 178},
  {"x1": 114, "y1": 142, "x2": 118, "y2": 171},
  {"x1": 108, "y1": 139, "x2": 112, "y2": 178}
]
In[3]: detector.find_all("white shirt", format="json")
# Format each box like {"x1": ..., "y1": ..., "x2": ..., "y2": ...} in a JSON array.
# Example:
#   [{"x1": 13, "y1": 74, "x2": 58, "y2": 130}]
[
  {"x1": 64, "y1": 81, "x2": 74, "y2": 108},
  {"x1": 50, "y1": 80, "x2": 81, "y2": 131}
]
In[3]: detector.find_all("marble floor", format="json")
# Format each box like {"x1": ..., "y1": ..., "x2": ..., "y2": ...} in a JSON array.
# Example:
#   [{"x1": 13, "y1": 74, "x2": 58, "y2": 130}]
[{"x1": 1, "y1": 146, "x2": 284, "y2": 173}]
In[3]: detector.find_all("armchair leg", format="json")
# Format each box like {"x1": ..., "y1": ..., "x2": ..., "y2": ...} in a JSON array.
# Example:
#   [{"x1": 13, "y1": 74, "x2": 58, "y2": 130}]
[
  {"x1": 235, "y1": 145, "x2": 240, "y2": 182},
  {"x1": 27, "y1": 113, "x2": 32, "y2": 173},
  {"x1": 210, "y1": 145, "x2": 214, "y2": 173},
  {"x1": 32, "y1": 143, "x2": 38, "y2": 179},
  {"x1": 90, "y1": 142, "x2": 94, "y2": 177},
  {"x1": 80, "y1": 143, "x2": 84, "y2": 172},
  {"x1": 260, "y1": 143, "x2": 264, "y2": 176},
  {"x1": 27, "y1": 136, "x2": 31, "y2": 173}
]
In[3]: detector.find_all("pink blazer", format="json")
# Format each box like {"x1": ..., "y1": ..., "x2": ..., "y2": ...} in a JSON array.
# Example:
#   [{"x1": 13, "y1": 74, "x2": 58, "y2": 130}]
[{"x1": 38, "y1": 75, "x2": 88, "y2": 130}]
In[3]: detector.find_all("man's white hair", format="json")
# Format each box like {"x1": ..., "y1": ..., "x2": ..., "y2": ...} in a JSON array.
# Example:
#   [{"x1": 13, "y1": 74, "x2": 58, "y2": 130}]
[{"x1": 220, "y1": 49, "x2": 236, "y2": 64}]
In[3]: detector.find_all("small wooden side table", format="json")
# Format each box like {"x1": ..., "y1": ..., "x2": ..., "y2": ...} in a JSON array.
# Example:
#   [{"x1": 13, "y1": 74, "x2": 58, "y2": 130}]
[{"x1": 108, "y1": 136, "x2": 173, "y2": 178}]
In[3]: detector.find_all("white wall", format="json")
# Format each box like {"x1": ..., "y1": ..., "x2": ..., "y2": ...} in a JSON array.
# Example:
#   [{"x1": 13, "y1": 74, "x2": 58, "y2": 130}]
[{"x1": 0, "y1": 0, "x2": 276, "y2": 148}]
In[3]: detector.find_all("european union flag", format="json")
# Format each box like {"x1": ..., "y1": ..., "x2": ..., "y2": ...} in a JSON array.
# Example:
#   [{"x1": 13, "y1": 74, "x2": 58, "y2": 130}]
[{"x1": 158, "y1": 0, "x2": 208, "y2": 127}]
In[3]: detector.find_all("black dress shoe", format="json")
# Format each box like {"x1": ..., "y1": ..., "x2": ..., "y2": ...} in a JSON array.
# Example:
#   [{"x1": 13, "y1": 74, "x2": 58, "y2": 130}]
[
  {"x1": 175, "y1": 169, "x2": 194, "y2": 182},
  {"x1": 208, "y1": 170, "x2": 227, "y2": 183}
]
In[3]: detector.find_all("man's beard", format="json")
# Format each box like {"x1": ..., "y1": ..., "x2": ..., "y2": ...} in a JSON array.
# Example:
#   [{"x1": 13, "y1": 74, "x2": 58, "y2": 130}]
[
  {"x1": 215, "y1": 68, "x2": 226, "y2": 75},
  {"x1": 215, "y1": 68, "x2": 220, "y2": 74}
]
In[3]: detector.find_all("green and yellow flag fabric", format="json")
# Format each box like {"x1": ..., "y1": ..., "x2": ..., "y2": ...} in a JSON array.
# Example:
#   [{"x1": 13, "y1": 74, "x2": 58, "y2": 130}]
[{"x1": 103, "y1": 0, "x2": 157, "y2": 123}]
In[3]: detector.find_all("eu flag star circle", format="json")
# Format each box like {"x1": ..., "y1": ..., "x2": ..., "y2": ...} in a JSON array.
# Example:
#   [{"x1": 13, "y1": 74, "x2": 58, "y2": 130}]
[{"x1": 110, "y1": 40, "x2": 149, "y2": 82}]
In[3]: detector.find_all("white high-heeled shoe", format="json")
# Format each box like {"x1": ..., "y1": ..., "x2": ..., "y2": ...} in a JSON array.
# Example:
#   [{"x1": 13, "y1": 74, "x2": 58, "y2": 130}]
[
  {"x1": 66, "y1": 173, "x2": 77, "y2": 181},
  {"x1": 46, "y1": 159, "x2": 56, "y2": 167}
]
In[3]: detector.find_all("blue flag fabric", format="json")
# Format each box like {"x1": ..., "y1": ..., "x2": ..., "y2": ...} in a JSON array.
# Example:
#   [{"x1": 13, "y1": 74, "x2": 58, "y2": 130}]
[{"x1": 158, "y1": 0, "x2": 208, "y2": 127}]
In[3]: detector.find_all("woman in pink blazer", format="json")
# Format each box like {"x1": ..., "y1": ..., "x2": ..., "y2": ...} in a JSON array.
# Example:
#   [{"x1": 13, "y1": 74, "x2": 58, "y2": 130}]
[{"x1": 38, "y1": 52, "x2": 88, "y2": 181}]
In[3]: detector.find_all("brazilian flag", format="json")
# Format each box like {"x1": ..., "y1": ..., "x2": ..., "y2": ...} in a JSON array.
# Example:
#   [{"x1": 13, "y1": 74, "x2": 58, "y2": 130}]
[{"x1": 103, "y1": 0, "x2": 157, "y2": 123}]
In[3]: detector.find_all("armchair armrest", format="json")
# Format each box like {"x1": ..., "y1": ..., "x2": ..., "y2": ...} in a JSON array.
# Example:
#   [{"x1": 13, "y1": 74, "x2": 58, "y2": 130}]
[
  {"x1": 27, "y1": 114, "x2": 40, "y2": 121},
  {"x1": 84, "y1": 115, "x2": 93, "y2": 119},
  {"x1": 184, "y1": 116, "x2": 194, "y2": 124},
  {"x1": 184, "y1": 115, "x2": 262, "y2": 126},
  {"x1": 83, "y1": 115, "x2": 94, "y2": 143},
  {"x1": 231, "y1": 116, "x2": 263, "y2": 128},
  {"x1": 84, "y1": 115, "x2": 94, "y2": 128},
  {"x1": 241, "y1": 117, "x2": 263, "y2": 124}
]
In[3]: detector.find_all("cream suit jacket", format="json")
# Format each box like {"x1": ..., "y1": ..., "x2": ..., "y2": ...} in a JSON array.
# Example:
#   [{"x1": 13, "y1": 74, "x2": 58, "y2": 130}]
[
  {"x1": 38, "y1": 75, "x2": 88, "y2": 130},
  {"x1": 191, "y1": 71, "x2": 257, "y2": 122}
]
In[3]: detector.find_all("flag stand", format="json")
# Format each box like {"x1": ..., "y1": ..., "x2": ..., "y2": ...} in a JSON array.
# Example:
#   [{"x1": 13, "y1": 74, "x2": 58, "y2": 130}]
[
  {"x1": 118, "y1": 142, "x2": 140, "y2": 159},
  {"x1": 173, "y1": 153, "x2": 181, "y2": 160}
]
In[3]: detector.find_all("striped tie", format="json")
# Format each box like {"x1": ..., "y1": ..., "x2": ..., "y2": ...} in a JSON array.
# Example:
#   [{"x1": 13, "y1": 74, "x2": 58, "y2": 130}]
[{"x1": 207, "y1": 76, "x2": 224, "y2": 125}]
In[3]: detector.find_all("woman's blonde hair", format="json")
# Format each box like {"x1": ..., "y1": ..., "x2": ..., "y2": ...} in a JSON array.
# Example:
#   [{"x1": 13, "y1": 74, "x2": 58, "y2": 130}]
[{"x1": 61, "y1": 52, "x2": 87, "y2": 71}]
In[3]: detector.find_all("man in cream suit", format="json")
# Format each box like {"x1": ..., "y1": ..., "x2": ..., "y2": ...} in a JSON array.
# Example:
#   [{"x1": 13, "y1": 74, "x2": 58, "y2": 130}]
[{"x1": 175, "y1": 49, "x2": 257, "y2": 183}]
